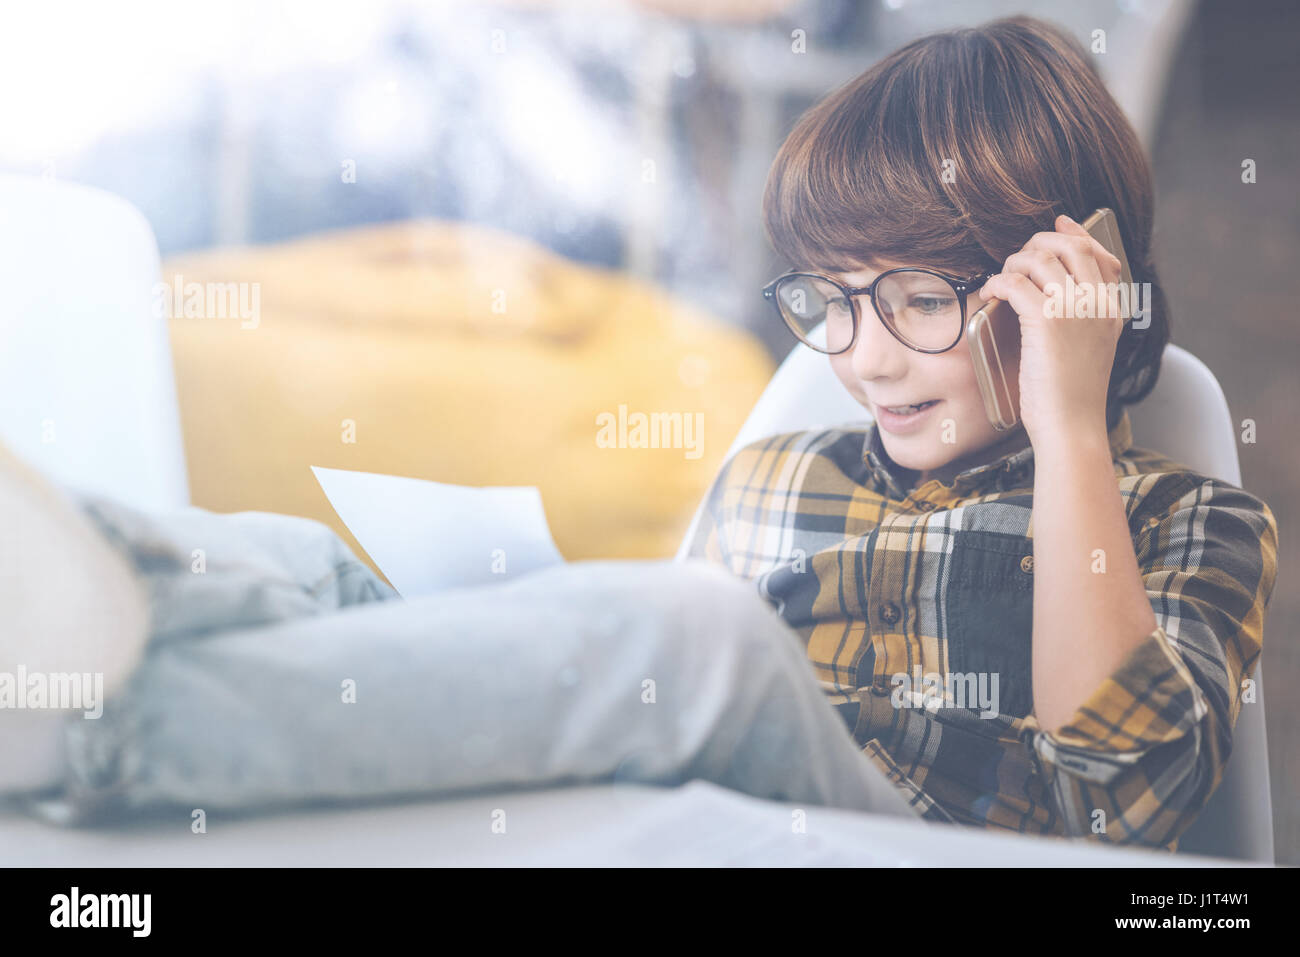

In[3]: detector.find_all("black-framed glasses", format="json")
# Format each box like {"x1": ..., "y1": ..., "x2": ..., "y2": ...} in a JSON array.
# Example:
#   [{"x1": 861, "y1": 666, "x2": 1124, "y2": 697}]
[{"x1": 762, "y1": 267, "x2": 997, "y2": 355}]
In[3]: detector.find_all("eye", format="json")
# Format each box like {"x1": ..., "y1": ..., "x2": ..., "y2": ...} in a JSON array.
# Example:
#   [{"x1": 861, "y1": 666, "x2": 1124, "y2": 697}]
[{"x1": 910, "y1": 295, "x2": 955, "y2": 314}]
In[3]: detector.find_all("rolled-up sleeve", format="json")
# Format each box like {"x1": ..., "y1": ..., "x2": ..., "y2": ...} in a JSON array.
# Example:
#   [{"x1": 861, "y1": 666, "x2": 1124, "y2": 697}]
[{"x1": 1019, "y1": 475, "x2": 1279, "y2": 850}]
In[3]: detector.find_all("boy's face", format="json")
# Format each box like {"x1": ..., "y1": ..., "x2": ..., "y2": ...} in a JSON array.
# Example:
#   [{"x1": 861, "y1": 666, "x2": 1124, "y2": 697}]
[{"x1": 826, "y1": 260, "x2": 1028, "y2": 485}]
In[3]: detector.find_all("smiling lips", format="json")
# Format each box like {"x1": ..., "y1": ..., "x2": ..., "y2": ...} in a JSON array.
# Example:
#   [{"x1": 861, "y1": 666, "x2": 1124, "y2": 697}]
[
  {"x1": 873, "y1": 399, "x2": 943, "y2": 435},
  {"x1": 879, "y1": 399, "x2": 939, "y2": 414}
]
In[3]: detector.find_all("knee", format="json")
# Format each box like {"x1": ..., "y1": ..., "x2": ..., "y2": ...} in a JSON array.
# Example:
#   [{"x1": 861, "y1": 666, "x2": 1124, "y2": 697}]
[
  {"x1": 665, "y1": 558, "x2": 765, "y2": 616},
  {"x1": 0, "y1": 469, "x2": 150, "y2": 701},
  {"x1": 634, "y1": 558, "x2": 798, "y2": 658}
]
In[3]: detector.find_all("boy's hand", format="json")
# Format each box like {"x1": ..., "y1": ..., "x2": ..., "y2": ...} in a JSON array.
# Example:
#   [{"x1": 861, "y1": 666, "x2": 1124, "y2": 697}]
[{"x1": 977, "y1": 213, "x2": 1125, "y2": 452}]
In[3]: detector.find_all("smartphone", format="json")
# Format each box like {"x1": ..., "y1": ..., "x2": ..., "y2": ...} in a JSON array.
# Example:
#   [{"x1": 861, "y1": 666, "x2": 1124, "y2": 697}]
[{"x1": 966, "y1": 207, "x2": 1133, "y2": 431}]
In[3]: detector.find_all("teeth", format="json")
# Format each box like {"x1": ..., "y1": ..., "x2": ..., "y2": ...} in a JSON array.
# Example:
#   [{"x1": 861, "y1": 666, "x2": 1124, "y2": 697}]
[{"x1": 886, "y1": 401, "x2": 931, "y2": 414}]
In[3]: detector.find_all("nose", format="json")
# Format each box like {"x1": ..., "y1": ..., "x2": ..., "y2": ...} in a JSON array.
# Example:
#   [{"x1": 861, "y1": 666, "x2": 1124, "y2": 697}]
[{"x1": 846, "y1": 294, "x2": 911, "y2": 382}]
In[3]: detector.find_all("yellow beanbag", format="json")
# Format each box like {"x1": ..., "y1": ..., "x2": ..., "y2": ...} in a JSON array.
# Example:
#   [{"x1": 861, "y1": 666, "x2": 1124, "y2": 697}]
[{"x1": 164, "y1": 219, "x2": 773, "y2": 577}]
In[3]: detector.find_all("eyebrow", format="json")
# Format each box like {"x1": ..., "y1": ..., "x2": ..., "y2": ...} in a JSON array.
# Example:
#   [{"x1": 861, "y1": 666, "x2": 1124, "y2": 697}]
[
  {"x1": 819, "y1": 265, "x2": 870, "y2": 280},
  {"x1": 830, "y1": 270, "x2": 881, "y2": 287}
]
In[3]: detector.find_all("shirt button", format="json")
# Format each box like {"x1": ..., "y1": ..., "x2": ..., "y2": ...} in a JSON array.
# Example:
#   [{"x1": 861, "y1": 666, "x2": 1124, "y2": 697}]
[
  {"x1": 1020, "y1": 555, "x2": 1034, "y2": 574},
  {"x1": 869, "y1": 681, "x2": 893, "y2": 698},
  {"x1": 879, "y1": 602, "x2": 900, "y2": 624}
]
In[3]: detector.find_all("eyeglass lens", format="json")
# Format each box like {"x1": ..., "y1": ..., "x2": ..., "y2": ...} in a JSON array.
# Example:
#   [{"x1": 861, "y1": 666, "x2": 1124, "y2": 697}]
[{"x1": 775, "y1": 270, "x2": 964, "y2": 352}]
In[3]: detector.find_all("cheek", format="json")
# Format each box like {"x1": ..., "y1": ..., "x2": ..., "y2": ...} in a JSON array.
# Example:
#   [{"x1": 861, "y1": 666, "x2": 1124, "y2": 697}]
[
  {"x1": 830, "y1": 355, "x2": 866, "y2": 401},
  {"x1": 935, "y1": 349, "x2": 980, "y2": 405},
  {"x1": 933, "y1": 351, "x2": 994, "y2": 442}
]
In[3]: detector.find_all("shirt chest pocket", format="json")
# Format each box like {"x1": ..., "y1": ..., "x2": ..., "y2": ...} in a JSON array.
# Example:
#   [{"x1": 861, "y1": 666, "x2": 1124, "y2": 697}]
[{"x1": 944, "y1": 536, "x2": 1036, "y2": 719}]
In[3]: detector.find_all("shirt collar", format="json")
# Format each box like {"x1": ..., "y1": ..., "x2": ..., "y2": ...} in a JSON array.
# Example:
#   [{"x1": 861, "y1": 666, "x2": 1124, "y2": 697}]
[{"x1": 862, "y1": 408, "x2": 1134, "y2": 499}]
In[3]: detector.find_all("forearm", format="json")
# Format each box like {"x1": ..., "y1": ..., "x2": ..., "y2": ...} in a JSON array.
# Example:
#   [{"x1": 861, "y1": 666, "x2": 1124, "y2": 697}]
[{"x1": 1029, "y1": 427, "x2": 1158, "y2": 733}]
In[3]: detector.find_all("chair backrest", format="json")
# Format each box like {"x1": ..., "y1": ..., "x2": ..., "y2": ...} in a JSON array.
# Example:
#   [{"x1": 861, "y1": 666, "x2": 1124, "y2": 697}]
[
  {"x1": 0, "y1": 174, "x2": 188, "y2": 510},
  {"x1": 677, "y1": 336, "x2": 1272, "y2": 863}
]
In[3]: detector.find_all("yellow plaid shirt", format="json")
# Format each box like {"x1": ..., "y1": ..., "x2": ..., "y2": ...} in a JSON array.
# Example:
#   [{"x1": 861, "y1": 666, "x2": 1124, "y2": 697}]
[{"x1": 684, "y1": 408, "x2": 1279, "y2": 851}]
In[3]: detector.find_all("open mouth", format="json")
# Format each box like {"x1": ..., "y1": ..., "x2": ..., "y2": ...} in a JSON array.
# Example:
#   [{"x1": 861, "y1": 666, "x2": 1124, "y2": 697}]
[{"x1": 880, "y1": 399, "x2": 940, "y2": 415}]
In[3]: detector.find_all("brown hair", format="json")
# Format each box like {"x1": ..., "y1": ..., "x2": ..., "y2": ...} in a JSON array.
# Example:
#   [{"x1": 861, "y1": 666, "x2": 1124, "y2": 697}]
[{"x1": 761, "y1": 14, "x2": 1169, "y2": 426}]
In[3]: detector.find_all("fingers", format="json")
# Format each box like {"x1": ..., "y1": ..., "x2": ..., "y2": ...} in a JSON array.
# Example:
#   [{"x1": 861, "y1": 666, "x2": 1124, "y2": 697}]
[
  {"x1": 1003, "y1": 247, "x2": 1071, "y2": 297},
  {"x1": 988, "y1": 214, "x2": 1122, "y2": 303},
  {"x1": 1052, "y1": 213, "x2": 1122, "y2": 283},
  {"x1": 1026, "y1": 225, "x2": 1103, "y2": 287},
  {"x1": 981, "y1": 213, "x2": 1126, "y2": 321},
  {"x1": 979, "y1": 271, "x2": 1046, "y2": 323}
]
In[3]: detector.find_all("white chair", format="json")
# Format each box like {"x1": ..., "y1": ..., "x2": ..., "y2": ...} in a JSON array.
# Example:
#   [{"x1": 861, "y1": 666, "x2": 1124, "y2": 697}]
[
  {"x1": 676, "y1": 335, "x2": 1273, "y2": 863},
  {"x1": 0, "y1": 174, "x2": 189, "y2": 510}
]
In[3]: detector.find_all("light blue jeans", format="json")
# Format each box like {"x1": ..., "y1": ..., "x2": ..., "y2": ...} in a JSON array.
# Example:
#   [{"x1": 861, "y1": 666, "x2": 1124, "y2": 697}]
[{"x1": 19, "y1": 494, "x2": 916, "y2": 825}]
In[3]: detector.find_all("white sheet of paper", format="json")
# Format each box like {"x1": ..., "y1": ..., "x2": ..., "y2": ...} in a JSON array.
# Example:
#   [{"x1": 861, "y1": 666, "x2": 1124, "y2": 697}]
[{"x1": 311, "y1": 466, "x2": 564, "y2": 598}]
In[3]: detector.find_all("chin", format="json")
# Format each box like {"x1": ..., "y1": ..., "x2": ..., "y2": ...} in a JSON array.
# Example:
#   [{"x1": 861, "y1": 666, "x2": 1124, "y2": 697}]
[{"x1": 879, "y1": 438, "x2": 960, "y2": 473}]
